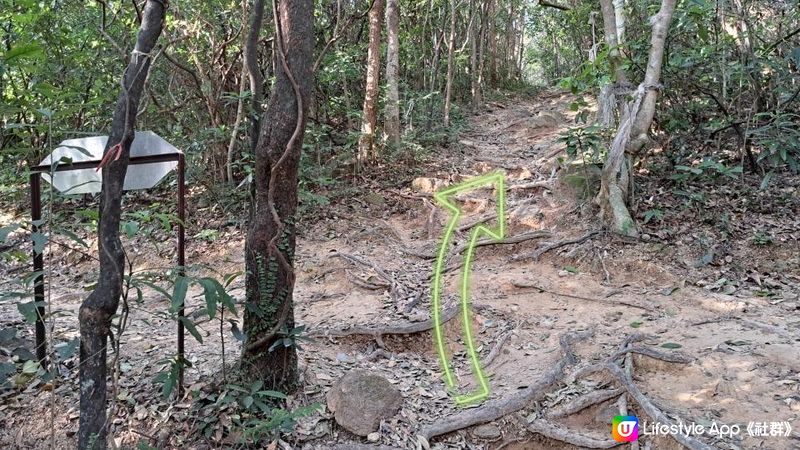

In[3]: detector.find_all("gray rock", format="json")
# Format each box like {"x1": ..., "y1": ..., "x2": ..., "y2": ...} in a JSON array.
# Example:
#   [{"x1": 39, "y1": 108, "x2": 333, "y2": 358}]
[
  {"x1": 326, "y1": 370, "x2": 402, "y2": 436},
  {"x1": 472, "y1": 424, "x2": 502, "y2": 439}
]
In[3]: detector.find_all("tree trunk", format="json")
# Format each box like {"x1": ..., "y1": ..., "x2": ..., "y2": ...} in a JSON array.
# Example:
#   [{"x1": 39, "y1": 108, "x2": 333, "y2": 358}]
[
  {"x1": 384, "y1": 0, "x2": 401, "y2": 145},
  {"x1": 227, "y1": 0, "x2": 250, "y2": 183},
  {"x1": 598, "y1": 0, "x2": 628, "y2": 85},
  {"x1": 443, "y1": 0, "x2": 457, "y2": 127},
  {"x1": 475, "y1": 0, "x2": 487, "y2": 106},
  {"x1": 597, "y1": 0, "x2": 677, "y2": 237},
  {"x1": 78, "y1": 2, "x2": 166, "y2": 449},
  {"x1": 487, "y1": 0, "x2": 497, "y2": 87},
  {"x1": 627, "y1": 0, "x2": 676, "y2": 153},
  {"x1": 357, "y1": 0, "x2": 385, "y2": 165},
  {"x1": 469, "y1": 0, "x2": 481, "y2": 108},
  {"x1": 241, "y1": 0, "x2": 314, "y2": 391},
  {"x1": 613, "y1": 0, "x2": 626, "y2": 44},
  {"x1": 244, "y1": 0, "x2": 266, "y2": 153}
]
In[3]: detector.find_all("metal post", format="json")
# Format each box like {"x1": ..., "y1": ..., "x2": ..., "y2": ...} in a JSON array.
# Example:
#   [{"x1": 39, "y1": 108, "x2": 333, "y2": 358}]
[
  {"x1": 177, "y1": 153, "x2": 186, "y2": 394},
  {"x1": 29, "y1": 173, "x2": 47, "y2": 369}
]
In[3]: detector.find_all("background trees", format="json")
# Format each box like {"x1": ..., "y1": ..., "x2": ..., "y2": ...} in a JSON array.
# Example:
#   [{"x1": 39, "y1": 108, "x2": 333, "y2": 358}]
[{"x1": 0, "y1": 0, "x2": 798, "y2": 448}]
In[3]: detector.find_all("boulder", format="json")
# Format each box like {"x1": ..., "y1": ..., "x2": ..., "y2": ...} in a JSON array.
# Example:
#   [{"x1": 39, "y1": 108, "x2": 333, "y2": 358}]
[{"x1": 326, "y1": 370, "x2": 402, "y2": 436}]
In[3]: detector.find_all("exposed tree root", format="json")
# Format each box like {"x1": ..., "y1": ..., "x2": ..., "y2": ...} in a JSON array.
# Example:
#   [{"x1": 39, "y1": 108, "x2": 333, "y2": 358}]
[
  {"x1": 513, "y1": 229, "x2": 602, "y2": 261},
  {"x1": 483, "y1": 330, "x2": 513, "y2": 367},
  {"x1": 452, "y1": 230, "x2": 552, "y2": 256},
  {"x1": 526, "y1": 418, "x2": 620, "y2": 448},
  {"x1": 545, "y1": 387, "x2": 623, "y2": 419},
  {"x1": 310, "y1": 304, "x2": 459, "y2": 337},
  {"x1": 508, "y1": 180, "x2": 553, "y2": 191},
  {"x1": 418, "y1": 329, "x2": 594, "y2": 440},
  {"x1": 573, "y1": 363, "x2": 714, "y2": 450},
  {"x1": 331, "y1": 252, "x2": 393, "y2": 284},
  {"x1": 345, "y1": 270, "x2": 389, "y2": 290},
  {"x1": 610, "y1": 345, "x2": 694, "y2": 364},
  {"x1": 511, "y1": 281, "x2": 654, "y2": 311}
]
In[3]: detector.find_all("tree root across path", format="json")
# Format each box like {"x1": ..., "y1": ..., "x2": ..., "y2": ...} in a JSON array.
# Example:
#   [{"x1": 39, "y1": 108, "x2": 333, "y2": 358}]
[
  {"x1": 418, "y1": 329, "x2": 594, "y2": 440},
  {"x1": 511, "y1": 281, "x2": 655, "y2": 311},
  {"x1": 526, "y1": 418, "x2": 618, "y2": 449},
  {"x1": 419, "y1": 331, "x2": 710, "y2": 450},
  {"x1": 573, "y1": 363, "x2": 714, "y2": 450},
  {"x1": 512, "y1": 229, "x2": 602, "y2": 261}
]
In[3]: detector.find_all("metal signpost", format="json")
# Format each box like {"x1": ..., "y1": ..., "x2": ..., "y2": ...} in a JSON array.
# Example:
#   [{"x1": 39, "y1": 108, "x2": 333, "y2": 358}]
[{"x1": 29, "y1": 131, "x2": 187, "y2": 390}]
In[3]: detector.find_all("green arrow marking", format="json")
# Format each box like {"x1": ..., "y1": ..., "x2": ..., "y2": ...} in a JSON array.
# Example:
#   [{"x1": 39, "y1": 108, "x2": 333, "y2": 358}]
[{"x1": 431, "y1": 171, "x2": 506, "y2": 406}]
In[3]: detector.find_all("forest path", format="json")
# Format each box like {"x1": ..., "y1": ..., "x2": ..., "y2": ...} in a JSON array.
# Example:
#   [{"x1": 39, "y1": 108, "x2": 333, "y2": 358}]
[
  {"x1": 291, "y1": 91, "x2": 799, "y2": 449},
  {"x1": 1, "y1": 91, "x2": 798, "y2": 450}
]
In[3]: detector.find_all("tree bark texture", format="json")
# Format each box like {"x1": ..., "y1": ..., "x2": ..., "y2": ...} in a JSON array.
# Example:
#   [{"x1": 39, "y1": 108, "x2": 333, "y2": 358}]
[
  {"x1": 598, "y1": 0, "x2": 628, "y2": 85},
  {"x1": 597, "y1": 0, "x2": 677, "y2": 237},
  {"x1": 357, "y1": 0, "x2": 385, "y2": 164},
  {"x1": 241, "y1": 0, "x2": 313, "y2": 392},
  {"x1": 244, "y1": 0, "x2": 267, "y2": 153},
  {"x1": 384, "y1": 0, "x2": 401, "y2": 145},
  {"x1": 78, "y1": 1, "x2": 166, "y2": 449},
  {"x1": 443, "y1": 0, "x2": 457, "y2": 127}
]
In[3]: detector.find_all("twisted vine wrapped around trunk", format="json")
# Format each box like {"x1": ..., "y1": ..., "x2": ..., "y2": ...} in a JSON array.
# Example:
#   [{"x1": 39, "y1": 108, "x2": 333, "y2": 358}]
[{"x1": 240, "y1": 0, "x2": 314, "y2": 391}]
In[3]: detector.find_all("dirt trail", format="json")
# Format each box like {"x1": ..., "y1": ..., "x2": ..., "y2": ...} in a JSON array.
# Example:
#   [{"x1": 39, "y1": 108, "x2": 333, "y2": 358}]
[
  {"x1": 1, "y1": 91, "x2": 798, "y2": 449},
  {"x1": 290, "y1": 91, "x2": 800, "y2": 449}
]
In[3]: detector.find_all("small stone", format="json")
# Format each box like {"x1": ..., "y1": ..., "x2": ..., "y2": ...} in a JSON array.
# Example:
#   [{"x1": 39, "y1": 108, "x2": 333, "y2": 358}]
[
  {"x1": 472, "y1": 424, "x2": 502, "y2": 439},
  {"x1": 326, "y1": 370, "x2": 402, "y2": 436},
  {"x1": 367, "y1": 432, "x2": 380, "y2": 443},
  {"x1": 558, "y1": 270, "x2": 570, "y2": 277}
]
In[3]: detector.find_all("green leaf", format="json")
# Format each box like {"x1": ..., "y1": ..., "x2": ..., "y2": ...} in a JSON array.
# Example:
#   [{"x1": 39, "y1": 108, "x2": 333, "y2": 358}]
[
  {"x1": 661, "y1": 342, "x2": 683, "y2": 349},
  {"x1": 675, "y1": 165, "x2": 702, "y2": 175},
  {"x1": 0, "y1": 362, "x2": 15, "y2": 386},
  {"x1": 54, "y1": 338, "x2": 79, "y2": 360},
  {"x1": 180, "y1": 317, "x2": 203, "y2": 343},
  {"x1": 17, "y1": 301, "x2": 44, "y2": 323},
  {"x1": 171, "y1": 276, "x2": 189, "y2": 312},
  {"x1": 31, "y1": 232, "x2": 48, "y2": 255},
  {"x1": 21, "y1": 360, "x2": 39, "y2": 374},
  {"x1": 197, "y1": 278, "x2": 223, "y2": 320},
  {"x1": 121, "y1": 221, "x2": 140, "y2": 238},
  {"x1": 630, "y1": 320, "x2": 643, "y2": 329},
  {"x1": 58, "y1": 229, "x2": 88, "y2": 248},
  {"x1": 0, "y1": 224, "x2": 20, "y2": 242},
  {"x1": 0, "y1": 327, "x2": 17, "y2": 342},
  {"x1": 258, "y1": 390, "x2": 288, "y2": 399},
  {"x1": 242, "y1": 395, "x2": 254, "y2": 409},
  {"x1": 2, "y1": 44, "x2": 44, "y2": 63}
]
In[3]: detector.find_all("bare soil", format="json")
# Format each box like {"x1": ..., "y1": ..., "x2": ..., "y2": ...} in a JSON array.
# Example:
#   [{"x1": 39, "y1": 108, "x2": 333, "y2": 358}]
[{"x1": 1, "y1": 90, "x2": 798, "y2": 449}]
